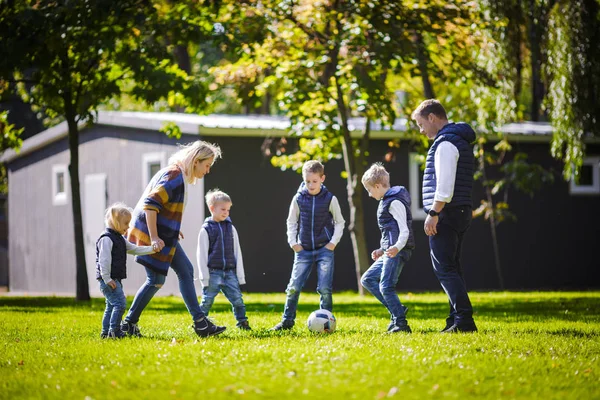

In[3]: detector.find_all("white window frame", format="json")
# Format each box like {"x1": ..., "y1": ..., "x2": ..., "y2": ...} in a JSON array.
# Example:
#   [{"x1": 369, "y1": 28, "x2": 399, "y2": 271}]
[
  {"x1": 409, "y1": 152, "x2": 426, "y2": 220},
  {"x1": 570, "y1": 156, "x2": 600, "y2": 195},
  {"x1": 52, "y1": 164, "x2": 69, "y2": 206},
  {"x1": 142, "y1": 152, "x2": 167, "y2": 188}
]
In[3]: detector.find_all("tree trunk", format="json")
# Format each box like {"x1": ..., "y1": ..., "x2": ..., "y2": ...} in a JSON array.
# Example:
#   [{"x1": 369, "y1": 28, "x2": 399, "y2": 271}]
[
  {"x1": 415, "y1": 33, "x2": 435, "y2": 99},
  {"x1": 336, "y1": 80, "x2": 370, "y2": 294},
  {"x1": 478, "y1": 152, "x2": 505, "y2": 290},
  {"x1": 65, "y1": 104, "x2": 90, "y2": 301}
]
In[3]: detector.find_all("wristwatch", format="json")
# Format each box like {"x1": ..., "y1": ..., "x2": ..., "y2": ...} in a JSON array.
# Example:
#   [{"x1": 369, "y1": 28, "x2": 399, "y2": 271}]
[{"x1": 428, "y1": 209, "x2": 440, "y2": 217}]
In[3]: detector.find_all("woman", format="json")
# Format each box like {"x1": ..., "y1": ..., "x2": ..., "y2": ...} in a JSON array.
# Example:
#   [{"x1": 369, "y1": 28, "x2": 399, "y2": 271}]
[{"x1": 121, "y1": 140, "x2": 226, "y2": 337}]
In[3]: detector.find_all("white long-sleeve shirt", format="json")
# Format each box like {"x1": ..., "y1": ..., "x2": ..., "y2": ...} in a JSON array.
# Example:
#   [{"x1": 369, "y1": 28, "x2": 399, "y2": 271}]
[
  {"x1": 97, "y1": 237, "x2": 155, "y2": 284},
  {"x1": 197, "y1": 226, "x2": 245, "y2": 287},
  {"x1": 286, "y1": 195, "x2": 345, "y2": 248},
  {"x1": 388, "y1": 200, "x2": 410, "y2": 251},
  {"x1": 434, "y1": 141, "x2": 459, "y2": 203}
]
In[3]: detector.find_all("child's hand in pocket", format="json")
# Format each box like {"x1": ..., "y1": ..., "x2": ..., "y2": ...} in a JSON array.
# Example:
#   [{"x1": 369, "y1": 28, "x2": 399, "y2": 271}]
[{"x1": 108, "y1": 280, "x2": 117, "y2": 290}]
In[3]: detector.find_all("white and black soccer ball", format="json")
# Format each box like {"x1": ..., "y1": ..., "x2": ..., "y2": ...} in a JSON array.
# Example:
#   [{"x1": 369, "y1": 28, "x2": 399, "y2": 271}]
[{"x1": 307, "y1": 309, "x2": 336, "y2": 333}]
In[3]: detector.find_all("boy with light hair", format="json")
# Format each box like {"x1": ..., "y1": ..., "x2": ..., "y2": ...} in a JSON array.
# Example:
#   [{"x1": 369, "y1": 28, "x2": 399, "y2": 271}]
[{"x1": 361, "y1": 163, "x2": 415, "y2": 333}]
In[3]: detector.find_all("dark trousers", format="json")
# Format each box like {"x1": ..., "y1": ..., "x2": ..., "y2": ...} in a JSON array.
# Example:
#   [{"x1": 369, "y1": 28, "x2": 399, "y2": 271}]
[{"x1": 429, "y1": 205, "x2": 475, "y2": 327}]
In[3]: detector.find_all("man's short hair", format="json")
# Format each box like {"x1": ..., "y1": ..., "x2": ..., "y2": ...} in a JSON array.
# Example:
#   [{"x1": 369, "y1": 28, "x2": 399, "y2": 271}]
[
  {"x1": 411, "y1": 99, "x2": 447, "y2": 120},
  {"x1": 361, "y1": 163, "x2": 390, "y2": 187},
  {"x1": 205, "y1": 189, "x2": 232, "y2": 207},
  {"x1": 302, "y1": 160, "x2": 325, "y2": 177}
]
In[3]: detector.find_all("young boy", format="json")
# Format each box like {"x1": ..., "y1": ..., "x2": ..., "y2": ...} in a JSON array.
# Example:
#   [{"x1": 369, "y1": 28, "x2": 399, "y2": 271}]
[
  {"x1": 197, "y1": 189, "x2": 250, "y2": 330},
  {"x1": 271, "y1": 160, "x2": 345, "y2": 331},
  {"x1": 360, "y1": 163, "x2": 415, "y2": 333}
]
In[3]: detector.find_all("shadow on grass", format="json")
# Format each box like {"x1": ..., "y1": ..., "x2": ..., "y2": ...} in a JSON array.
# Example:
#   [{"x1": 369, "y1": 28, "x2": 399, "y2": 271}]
[{"x1": 2, "y1": 295, "x2": 598, "y2": 323}]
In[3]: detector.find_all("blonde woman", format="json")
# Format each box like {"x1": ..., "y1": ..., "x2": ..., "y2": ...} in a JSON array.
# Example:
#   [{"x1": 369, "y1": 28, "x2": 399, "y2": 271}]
[{"x1": 121, "y1": 141, "x2": 227, "y2": 338}]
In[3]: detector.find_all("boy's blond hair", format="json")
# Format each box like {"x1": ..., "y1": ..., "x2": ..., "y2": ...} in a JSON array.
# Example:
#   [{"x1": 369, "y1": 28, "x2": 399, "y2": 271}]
[
  {"x1": 302, "y1": 160, "x2": 325, "y2": 177},
  {"x1": 169, "y1": 140, "x2": 222, "y2": 184},
  {"x1": 104, "y1": 202, "x2": 132, "y2": 233},
  {"x1": 361, "y1": 163, "x2": 390, "y2": 187},
  {"x1": 205, "y1": 189, "x2": 232, "y2": 208}
]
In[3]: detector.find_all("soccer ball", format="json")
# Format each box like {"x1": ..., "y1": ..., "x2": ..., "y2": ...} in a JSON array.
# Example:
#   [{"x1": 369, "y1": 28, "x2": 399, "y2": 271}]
[{"x1": 307, "y1": 309, "x2": 336, "y2": 333}]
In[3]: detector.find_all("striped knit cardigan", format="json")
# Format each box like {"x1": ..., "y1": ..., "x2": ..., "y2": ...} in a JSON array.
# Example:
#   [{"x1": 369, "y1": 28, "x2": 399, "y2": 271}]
[{"x1": 128, "y1": 165, "x2": 186, "y2": 275}]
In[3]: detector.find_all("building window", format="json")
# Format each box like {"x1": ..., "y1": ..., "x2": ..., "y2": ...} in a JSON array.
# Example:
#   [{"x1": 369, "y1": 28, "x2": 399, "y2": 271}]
[
  {"x1": 142, "y1": 152, "x2": 167, "y2": 187},
  {"x1": 52, "y1": 165, "x2": 69, "y2": 206},
  {"x1": 570, "y1": 156, "x2": 600, "y2": 195},
  {"x1": 409, "y1": 152, "x2": 426, "y2": 220}
]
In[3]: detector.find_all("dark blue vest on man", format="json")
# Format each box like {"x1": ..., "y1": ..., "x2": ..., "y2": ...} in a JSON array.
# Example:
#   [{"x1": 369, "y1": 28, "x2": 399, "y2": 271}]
[
  {"x1": 95, "y1": 228, "x2": 127, "y2": 280},
  {"x1": 203, "y1": 217, "x2": 236, "y2": 270},
  {"x1": 296, "y1": 182, "x2": 335, "y2": 251},
  {"x1": 378, "y1": 186, "x2": 415, "y2": 251},
  {"x1": 422, "y1": 122, "x2": 476, "y2": 212}
]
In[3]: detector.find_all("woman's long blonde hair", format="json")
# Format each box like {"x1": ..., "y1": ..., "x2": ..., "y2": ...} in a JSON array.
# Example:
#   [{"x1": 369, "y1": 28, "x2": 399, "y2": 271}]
[{"x1": 169, "y1": 140, "x2": 222, "y2": 184}]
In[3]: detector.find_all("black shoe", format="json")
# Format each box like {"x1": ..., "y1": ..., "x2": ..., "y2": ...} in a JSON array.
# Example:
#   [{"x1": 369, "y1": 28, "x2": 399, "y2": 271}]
[
  {"x1": 121, "y1": 321, "x2": 142, "y2": 337},
  {"x1": 237, "y1": 321, "x2": 252, "y2": 330},
  {"x1": 108, "y1": 328, "x2": 127, "y2": 339},
  {"x1": 388, "y1": 324, "x2": 412, "y2": 334},
  {"x1": 270, "y1": 321, "x2": 294, "y2": 331},
  {"x1": 387, "y1": 306, "x2": 409, "y2": 331},
  {"x1": 100, "y1": 332, "x2": 108, "y2": 339},
  {"x1": 441, "y1": 323, "x2": 478, "y2": 333},
  {"x1": 194, "y1": 317, "x2": 226, "y2": 337}
]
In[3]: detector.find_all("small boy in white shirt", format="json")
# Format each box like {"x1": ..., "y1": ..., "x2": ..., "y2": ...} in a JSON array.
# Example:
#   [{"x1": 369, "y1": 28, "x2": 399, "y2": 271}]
[
  {"x1": 197, "y1": 189, "x2": 249, "y2": 330},
  {"x1": 360, "y1": 163, "x2": 415, "y2": 333}
]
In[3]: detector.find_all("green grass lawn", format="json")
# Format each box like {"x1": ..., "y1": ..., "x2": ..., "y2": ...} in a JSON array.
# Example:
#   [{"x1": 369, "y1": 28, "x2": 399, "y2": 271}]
[{"x1": 0, "y1": 291, "x2": 599, "y2": 399}]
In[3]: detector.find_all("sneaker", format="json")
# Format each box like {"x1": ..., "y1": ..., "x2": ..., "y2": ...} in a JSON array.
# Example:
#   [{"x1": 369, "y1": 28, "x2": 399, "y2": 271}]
[
  {"x1": 108, "y1": 328, "x2": 127, "y2": 339},
  {"x1": 237, "y1": 321, "x2": 252, "y2": 330},
  {"x1": 194, "y1": 317, "x2": 226, "y2": 337},
  {"x1": 121, "y1": 321, "x2": 142, "y2": 337},
  {"x1": 441, "y1": 323, "x2": 478, "y2": 333},
  {"x1": 387, "y1": 306, "x2": 410, "y2": 331},
  {"x1": 270, "y1": 320, "x2": 294, "y2": 331},
  {"x1": 100, "y1": 332, "x2": 108, "y2": 339},
  {"x1": 388, "y1": 324, "x2": 412, "y2": 334}
]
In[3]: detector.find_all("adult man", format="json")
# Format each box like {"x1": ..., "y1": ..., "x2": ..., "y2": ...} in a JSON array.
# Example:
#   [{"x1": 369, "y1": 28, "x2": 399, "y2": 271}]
[{"x1": 412, "y1": 99, "x2": 478, "y2": 333}]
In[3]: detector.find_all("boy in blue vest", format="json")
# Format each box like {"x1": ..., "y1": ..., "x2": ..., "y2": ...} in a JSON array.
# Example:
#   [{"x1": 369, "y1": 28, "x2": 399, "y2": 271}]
[
  {"x1": 360, "y1": 163, "x2": 415, "y2": 333},
  {"x1": 197, "y1": 189, "x2": 250, "y2": 330},
  {"x1": 271, "y1": 160, "x2": 346, "y2": 331}
]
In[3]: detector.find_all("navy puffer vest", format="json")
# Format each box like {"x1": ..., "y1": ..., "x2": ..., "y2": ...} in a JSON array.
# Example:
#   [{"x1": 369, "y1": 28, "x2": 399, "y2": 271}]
[
  {"x1": 296, "y1": 183, "x2": 334, "y2": 250},
  {"x1": 378, "y1": 186, "x2": 415, "y2": 250},
  {"x1": 422, "y1": 122, "x2": 476, "y2": 212},
  {"x1": 95, "y1": 228, "x2": 127, "y2": 280},
  {"x1": 203, "y1": 217, "x2": 236, "y2": 270}
]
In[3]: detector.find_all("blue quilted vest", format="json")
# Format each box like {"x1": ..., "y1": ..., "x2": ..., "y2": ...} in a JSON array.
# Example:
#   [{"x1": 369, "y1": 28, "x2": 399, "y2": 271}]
[
  {"x1": 422, "y1": 122, "x2": 476, "y2": 212},
  {"x1": 95, "y1": 228, "x2": 127, "y2": 280},
  {"x1": 203, "y1": 217, "x2": 236, "y2": 270},
  {"x1": 378, "y1": 186, "x2": 415, "y2": 250},
  {"x1": 296, "y1": 183, "x2": 335, "y2": 250}
]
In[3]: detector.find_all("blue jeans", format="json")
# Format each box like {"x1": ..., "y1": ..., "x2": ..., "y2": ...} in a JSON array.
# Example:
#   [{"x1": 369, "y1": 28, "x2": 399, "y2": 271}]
[
  {"x1": 200, "y1": 269, "x2": 247, "y2": 325},
  {"x1": 361, "y1": 249, "x2": 412, "y2": 327},
  {"x1": 282, "y1": 246, "x2": 334, "y2": 323},
  {"x1": 429, "y1": 205, "x2": 474, "y2": 327},
  {"x1": 124, "y1": 243, "x2": 205, "y2": 324},
  {"x1": 99, "y1": 279, "x2": 127, "y2": 333}
]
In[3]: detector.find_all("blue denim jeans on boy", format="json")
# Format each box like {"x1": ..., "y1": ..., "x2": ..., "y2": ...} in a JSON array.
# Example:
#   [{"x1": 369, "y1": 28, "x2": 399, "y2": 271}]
[
  {"x1": 361, "y1": 248, "x2": 412, "y2": 327},
  {"x1": 429, "y1": 205, "x2": 475, "y2": 327},
  {"x1": 99, "y1": 279, "x2": 127, "y2": 333},
  {"x1": 200, "y1": 269, "x2": 247, "y2": 325},
  {"x1": 282, "y1": 246, "x2": 334, "y2": 323},
  {"x1": 124, "y1": 243, "x2": 205, "y2": 324}
]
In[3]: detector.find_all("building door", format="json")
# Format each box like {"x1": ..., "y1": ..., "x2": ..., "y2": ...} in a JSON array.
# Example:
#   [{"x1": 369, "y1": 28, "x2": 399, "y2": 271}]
[{"x1": 84, "y1": 174, "x2": 107, "y2": 293}]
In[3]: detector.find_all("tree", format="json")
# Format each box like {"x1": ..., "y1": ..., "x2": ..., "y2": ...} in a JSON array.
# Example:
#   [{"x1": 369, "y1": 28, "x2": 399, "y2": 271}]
[
  {"x1": 211, "y1": 0, "x2": 481, "y2": 292},
  {"x1": 0, "y1": 0, "x2": 207, "y2": 300}
]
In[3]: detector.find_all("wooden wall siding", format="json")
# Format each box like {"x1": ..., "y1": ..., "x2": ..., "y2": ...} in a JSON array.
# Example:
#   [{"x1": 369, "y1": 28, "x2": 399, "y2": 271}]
[{"x1": 6, "y1": 124, "x2": 600, "y2": 295}]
